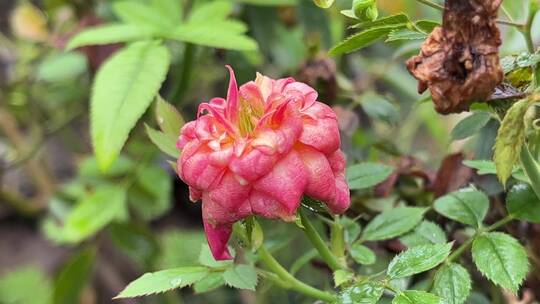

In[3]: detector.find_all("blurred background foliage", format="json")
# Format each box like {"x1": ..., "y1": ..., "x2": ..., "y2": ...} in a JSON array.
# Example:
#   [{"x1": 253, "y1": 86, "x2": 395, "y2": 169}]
[{"x1": 0, "y1": 0, "x2": 539, "y2": 303}]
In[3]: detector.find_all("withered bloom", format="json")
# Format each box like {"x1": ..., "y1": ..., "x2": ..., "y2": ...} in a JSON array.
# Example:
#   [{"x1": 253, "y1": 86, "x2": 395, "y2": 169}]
[{"x1": 406, "y1": 0, "x2": 503, "y2": 114}]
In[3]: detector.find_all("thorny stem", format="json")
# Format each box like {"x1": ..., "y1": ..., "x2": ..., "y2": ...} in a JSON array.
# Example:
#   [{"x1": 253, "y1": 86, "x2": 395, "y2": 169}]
[
  {"x1": 299, "y1": 208, "x2": 347, "y2": 271},
  {"x1": 257, "y1": 245, "x2": 336, "y2": 302}
]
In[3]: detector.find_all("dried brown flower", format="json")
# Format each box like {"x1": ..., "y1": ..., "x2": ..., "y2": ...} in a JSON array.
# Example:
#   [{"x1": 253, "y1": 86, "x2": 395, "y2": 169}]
[{"x1": 406, "y1": 0, "x2": 504, "y2": 114}]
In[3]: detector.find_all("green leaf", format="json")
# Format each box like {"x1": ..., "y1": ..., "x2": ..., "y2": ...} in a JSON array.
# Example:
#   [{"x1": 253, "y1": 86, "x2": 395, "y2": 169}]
[
  {"x1": 350, "y1": 244, "x2": 376, "y2": 265},
  {"x1": 494, "y1": 98, "x2": 532, "y2": 185},
  {"x1": 386, "y1": 29, "x2": 426, "y2": 42},
  {"x1": 329, "y1": 26, "x2": 399, "y2": 56},
  {"x1": 155, "y1": 95, "x2": 184, "y2": 136},
  {"x1": 0, "y1": 267, "x2": 52, "y2": 304},
  {"x1": 334, "y1": 270, "x2": 354, "y2": 287},
  {"x1": 341, "y1": 217, "x2": 362, "y2": 244},
  {"x1": 158, "y1": 230, "x2": 205, "y2": 268},
  {"x1": 53, "y1": 247, "x2": 96, "y2": 304},
  {"x1": 91, "y1": 41, "x2": 170, "y2": 171},
  {"x1": 58, "y1": 186, "x2": 127, "y2": 243},
  {"x1": 130, "y1": 164, "x2": 172, "y2": 220},
  {"x1": 337, "y1": 281, "x2": 384, "y2": 304},
  {"x1": 393, "y1": 290, "x2": 443, "y2": 304},
  {"x1": 188, "y1": 0, "x2": 232, "y2": 22},
  {"x1": 433, "y1": 187, "x2": 489, "y2": 228},
  {"x1": 37, "y1": 52, "x2": 87, "y2": 82},
  {"x1": 346, "y1": 162, "x2": 394, "y2": 190},
  {"x1": 67, "y1": 24, "x2": 154, "y2": 50},
  {"x1": 199, "y1": 244, "x2": 233, "y2": 268},
  {"x1": 193, "y1": 272, "x2": 225, "y2": 294},
  {"x1": 145, "y1": 124, "x2": 179, "y2": 158},
  {"x1": 151, "y1": 0, "x2": 182, "y2": 26},
  {"x1": 472, "y1": 232, "x2": 529, "y2": 292},
  {"x1": 352, "y1": 13, "x2": 410, "y2": 29},
  {"x1": 223, "y1": 265, "x2": 258, "y2": 290},
  {"x1": 313, "y1": 0, "x2": 334, "y2": 8},
  {"x1": 112, "y1": 0, "x2": 176, "y2": 30},
  {"x1": 387, "y1": 243, "x2": 452, "y2": 279},
  {"x1": 462, "y1": 160, "x2": 528, "y2": 182},
  {"x1": 433, "y1": 263, "x2": 471, "y2": 304},
  {"x1": 361, "y1": 207, "x2": 426, "y2": 241},
  {"x1": 237, "y1": 0, "x2": 297, "y2": 5},
  {"x1": 451, "y1": 112, "x2": 492, "y2": 140},
  {"x1": 108, "y1": 222, "x2": 158, "y2": 266},
  {"x1": 115, "y1": 266, "x2": 209, "y2": 298},
  {"x1": 507, "y1": 183, "x2": 540, "y2": 222},
  {"x1": 167, "y1": 22, "x2": 258, "y2": 51},
  {"x1": 358, "y1": 92, "x2": 400, "y2": 125},
  {"x1": 414, "y1": 20, "x2": 440, "y2": 33},
  {"x1": 400, "y1": 220, "x2": 447, "y2": 248},
  {"x1": 79, "y1": 155, "x2": 135, "y2": 178}
]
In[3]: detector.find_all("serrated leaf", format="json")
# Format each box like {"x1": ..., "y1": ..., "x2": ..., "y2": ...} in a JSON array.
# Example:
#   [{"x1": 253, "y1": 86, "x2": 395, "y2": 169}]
[
  {"x1": 462, "y1": 160, "x2": 528, "y2": 182},
  {"x1": 155, "y1": 95, "x2": 184, "y2": 136},
  {"x1": 188, "y1": 0, "x2": 232, "y2": 22},
  {"x1": 386, "y1": 29, "x2": 426, "y2": 42},
  {"x1": 494, "y1": 98, "x2": 532, "y2": 185},
  {"x1": 67, "y1": 24, "x2": 154, "y2": 50},
  {"x1": 433, "y1": 263, "x2": 471, "y2": 304},
  {"x1": 37, "y1": 52, "x2": 87, "y2": 82},
  {"x1": 113, "y1": 0, "x2": 176, "y2": 30},
  {"x1": 387, "y1": 243, "x2": 452, "y2": 279},
  {"x1": 145, "y1": 124, "x2": 179, "y2": 158},
  {"x1": 471, "y1": 232, "x2": 529, "y2": 292},
  {"x1": 361, "y1": 207, "x2": 426, "y2": 241},
  {"x1": 433, "y1": 187, "x2": 489, "y2": 228},
  {"x1": 352, "y1": 13, "x2": 410, "y2": 29},
  {"x1": 53, "y1": 247, "x2": 95, "y2": 304},
  {"x1": 507, "y1": 183, "x2": 540, "y2": 222},
  {"x1": 193, "y1": 272, "x2": 225, "y2": 294},
  {"x1": 91, "y1": 41, "x2": 170, "y2": 171},
  {"x1": 334, "y1": 270, "x2": 354, "y2": 287},
  {"x1": 151, "y1": 0, "x2": 182, "y2": 26},
  {"x1": 115, "y1": 267, "x2": 209, "y2": 298},
  {"x1": 337, "y1": 281, "x2": 384, "y2": 304},
  {"x1": 223, "y1": 265, "x2": 257, "y2": 290},
  {"x1": 393, "y1": 290, "x2": 443, "y2": 304},
  {"x1": 329, "y1": 26, "x2": 399, "y2": 56},
  {"x1": 167, "y1": 22, "x2": 257, "y2": 51},
  {"x1": 400, "y1": 220, "x2": 447, "y2": 248},
  {"x1": 451, "y1": 112, "x2": 492, "y2": 140},
  {"x1": 346, "y1": 162, "x2": 394, "y2": 190},
  {"x1": 350, "y1": 244, "x2": 376, "y2": 265}
]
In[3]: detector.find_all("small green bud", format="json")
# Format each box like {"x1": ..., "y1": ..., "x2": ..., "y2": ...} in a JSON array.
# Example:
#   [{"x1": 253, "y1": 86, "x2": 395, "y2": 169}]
[{"x1": 353, "y1": 0, "x2": 375, "y2": 17}]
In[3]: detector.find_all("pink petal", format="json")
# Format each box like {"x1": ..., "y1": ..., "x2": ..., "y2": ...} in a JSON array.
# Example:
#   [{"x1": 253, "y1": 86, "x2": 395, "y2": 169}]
[
  {"x1": 328, "y1": 173, "x2": 350, "y2": 214},
  {"x1": 250, "y1": 190, "x2": 297, "y2": 221},
  {"x1": 180, "y1": 147, "x2": 225, "y2": 191},
  {"x1": 225, "y1": 65, "x2": 239, "y2": 124},
  {"x1": 296, "y1": 145, "x2": 336, "y2": 204},
  {"x1": 283, "y1": 81, "x2": 318, "y2": 108},
  {"x1": 299, "y1": 103, "x2": 340, "y2": 155},
  {"x1": 203, "y1": 219, "x2": 232, "y2": 260},
  {"x1": 207, "y1": 172, "x2": 252, "y2": 215},
  {"x1": 229, "y1": 147, "x2": 278, "y2": 182},
  {"x1": 252, "y1": 150, "x2": 307, "y2": 214}
]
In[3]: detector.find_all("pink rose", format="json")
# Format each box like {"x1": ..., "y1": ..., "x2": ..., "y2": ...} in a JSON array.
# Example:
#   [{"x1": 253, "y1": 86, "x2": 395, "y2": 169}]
[{"x1": 177, "y1": 66, "x2": 350, "y2": 260}]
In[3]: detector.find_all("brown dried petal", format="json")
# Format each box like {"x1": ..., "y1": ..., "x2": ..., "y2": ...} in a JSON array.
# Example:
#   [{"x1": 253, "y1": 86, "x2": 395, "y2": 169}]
[{"x1": 406, "y1": 0, "x2": 504, "y2": 114}]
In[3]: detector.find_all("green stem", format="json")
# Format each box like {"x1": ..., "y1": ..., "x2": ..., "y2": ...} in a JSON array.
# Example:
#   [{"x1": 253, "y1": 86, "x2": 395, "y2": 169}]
[
  {"x1": 414, "y1": 0, "x2": 443, "y2": 10},
  {"x1": 168, "y1": 43, "x2": 195, "y2": 104},
  {"x1": 520, "y1": 145, "x2": 540, "y2": 201},
  {"x1": 446, "y1": 237, "x2": 475, "y2": 263},
  {"x1": 330, "y1": 219, "x2": 346, "y2": 263},
  {"x1": 299, "y1": 208, "x2": 346, "y2": 271},
  {"x1": 258, "y1": 246, "x2": 336, "y2": 302}
]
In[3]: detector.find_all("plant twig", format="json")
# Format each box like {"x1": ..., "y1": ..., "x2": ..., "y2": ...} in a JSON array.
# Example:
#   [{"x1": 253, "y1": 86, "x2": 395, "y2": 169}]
[{"x1": 258, "y1": 245, "x2": 336, "y2": 302}]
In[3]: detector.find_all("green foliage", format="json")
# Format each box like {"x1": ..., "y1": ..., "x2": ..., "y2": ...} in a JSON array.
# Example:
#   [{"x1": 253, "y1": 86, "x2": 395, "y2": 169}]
[
  {"x1": 463, "y1": 160, "x2": 528, "y2": 182},
  {"x1": 130, "y1": 165, "x2": 172, "y2": 220},
  {"x1": 392, "y1": 290, "x2": 442, "y2": 304},
  {"x1": 400, "y1": 220, "x2": 447, "y2": 248},
  {"x1": 346, "y1": 162, "x2": 394, "y2": 190},
  {"x1": 494, "y1": 98, "x2": 532, "y2": 185},
  {"x1": 507, "y1": 183, "x2": 540, "y2": 222},
  {"x1": 433, "y1": 263, "x2": 471, "y2": 304},
  {"x1": 116, "y1": 267, "x2": 209, "y2": 298},
  {"x1": 451, "y1": 112, "x2": 492, "y2": 141},
  {"x1": 145, "y1": 124, "x2": 179, "y2": 158},
  {"x1": 223, "y1": 265, "x2": 258, "y2": 290},
  {"x1": 53, "y1": 247, "x2": 95, "y2": 304},
  {"x1": 329, "y1": 26, "x2": 398, "y2": 56},
  {"x1": 194, "y1": 273, "x2": 225, "y2": 293},
  {"x1": 67, "y1": 24, "x2": 155, "y2": 50},
  {"x1": 155, "y1": 95, "x2": 185, "y2": 136},
  {"x1": 386, "y1": 29, "x2": 426, "y2": 42},
  {"x1": 0, "y1": 267, "x2": 52, "y2": 304},
  {"x1": 433, "y1": 188, "x2": 489, "y2": 228},
  {"x1": 37, "y1": 52, "x2": 88, "y2": 82},
  {"x1": 471, "y1": 232, "x2": 529, "y2": 292},
  {"x1": 91, "y1": 41, "x2": 170, "y2": 170},
  {"x1": 333, "y1": 270, "x2": 354, "y2": 287},
  {"x1": 357, "y1": 92, "x2": 400, "y2": 125},
  {"x1": 45, "y1": 186, "x2": 127, "y2": 243},
  {"x1": 158, "y1": 230, "x2": 205, "y2": 268},
  {"x1": 350, "y1": 244, "x2": 376, "y2": 265},
  {"x1": 387, "y1": 243, "x2": 452, "y2": 279},
  {"x1": 337, "y1": 281, "x2": 384, "y2": 304},
  {"x1": 361, "y1": 207, "x2": 426, "y2": 241},
  {"x1": 313, "y1": 0, "x2": 334, "y2": 9}
]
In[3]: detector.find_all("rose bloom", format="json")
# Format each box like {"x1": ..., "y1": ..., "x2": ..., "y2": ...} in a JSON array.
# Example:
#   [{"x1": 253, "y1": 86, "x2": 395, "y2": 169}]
[{"x1": 177, "y1": 66, "x2": 350, "y2": 260}]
